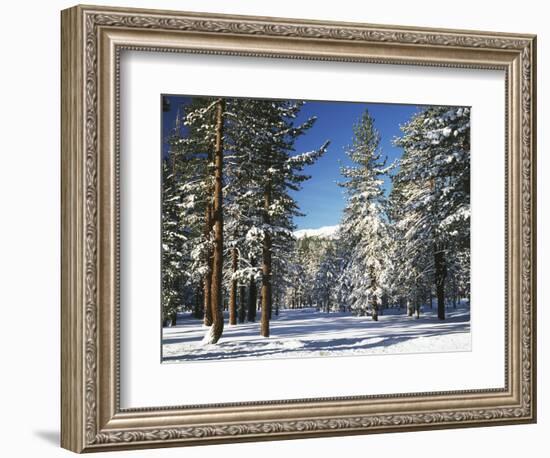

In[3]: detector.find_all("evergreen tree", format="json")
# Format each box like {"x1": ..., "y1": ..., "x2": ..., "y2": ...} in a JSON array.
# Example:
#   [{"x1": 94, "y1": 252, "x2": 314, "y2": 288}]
[
  {"x1": 393, "y1": 106, "x2": 470, "y2": 320},
  {"x1": 338, "y1": 109, "x2": 390, "y2": 320},
  {"x1": 204, "y1": 99, "x2": 226, "y2": 344},
  {"x1": 167, "y1": 97, "x2": 227, "y2": 343},
  {"x1": 224, "y1": 98, "x2": 329, "y2": 336},
  {"x1": 162, "y1": 104, "x2": 213, "y2": 325},
  {"x1": 167, "y1": 98, "x2": 220, "y2": 325},
  {"x1": 161, "y1": 161, "x2": 182, "y2": 326}
]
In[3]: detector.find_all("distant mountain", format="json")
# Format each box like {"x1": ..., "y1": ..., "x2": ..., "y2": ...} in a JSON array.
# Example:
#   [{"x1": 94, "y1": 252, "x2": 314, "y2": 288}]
[{"x1": 293, "y1": 225, "x2": 340, "y2": 240}]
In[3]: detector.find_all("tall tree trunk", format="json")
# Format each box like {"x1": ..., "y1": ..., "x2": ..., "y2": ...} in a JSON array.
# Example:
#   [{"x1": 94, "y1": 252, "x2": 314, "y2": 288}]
[
  {"x1": 203, "y1": 204, "x2": 213, "y2": 326},
  {"x1": 435, "y1": 245, "x2": 447, "y2": 320},
  {"x1": 247, "y1": 276, "x2": 257, "y2": 322},
  {"x1": 205, "y1": 99, "x2": 225, "y2": 344},
  {"x1": 260, "y1": 188, "x2": 272, "y2": 337},
  {"x1": 238, "y1": 284, "x2": 246, "y2": 323},
  {"x1": 229, "y1": 247, "x2": 238, "y2": 325}
]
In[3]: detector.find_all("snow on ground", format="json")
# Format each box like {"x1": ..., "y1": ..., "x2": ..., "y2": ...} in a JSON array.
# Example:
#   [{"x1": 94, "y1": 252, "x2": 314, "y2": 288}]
[{"x1": 162, "y1": 306, "x2": 470, "y2": 363}]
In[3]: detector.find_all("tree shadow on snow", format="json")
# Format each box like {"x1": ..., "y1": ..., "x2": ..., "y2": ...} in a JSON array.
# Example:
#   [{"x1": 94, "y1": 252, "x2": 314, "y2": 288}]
[{"x1": 162, "y1": 306, "x2": 471, "y2": 362}]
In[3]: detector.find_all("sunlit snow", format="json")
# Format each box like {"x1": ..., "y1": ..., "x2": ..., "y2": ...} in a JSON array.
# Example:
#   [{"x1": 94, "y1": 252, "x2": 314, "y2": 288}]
[{"x1": 162, "y1": 306, "x2": 470, "y2": 363}]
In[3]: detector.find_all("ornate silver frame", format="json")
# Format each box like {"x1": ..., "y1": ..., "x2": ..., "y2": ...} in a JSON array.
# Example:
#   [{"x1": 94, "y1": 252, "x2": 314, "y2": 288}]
[{"x1": 61, "y1": 4, "x2": 537, "y2": 452}]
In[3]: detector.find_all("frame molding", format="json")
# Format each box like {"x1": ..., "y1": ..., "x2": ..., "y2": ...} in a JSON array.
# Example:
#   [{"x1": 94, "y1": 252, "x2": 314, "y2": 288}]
[{"x1": 61, "y1": 4, "x2": 536, "y2": 452}]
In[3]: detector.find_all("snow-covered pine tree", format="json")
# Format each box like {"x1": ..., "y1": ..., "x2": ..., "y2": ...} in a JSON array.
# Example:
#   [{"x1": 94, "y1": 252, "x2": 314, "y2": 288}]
[
  {"x1": 338, "y1": 109, "x2": 391, "y2": 320},
  {"x1": 162, "y1": 102, "x2": 214, "y2": 326},
  {"x1": 393, "y1": 106, "x2": 470, "y2": 320},
  {"x1": 258, "y1": 101, "x2": 328, "y2": 336},
  {"x1": 387, "y1": 176, "x2": 430, "y2": 318},
  {"x1": 171, "y1": 97, "x2": 227, "y2": 344},
  {"x1": 223, "y1": 98, "x2": 329, "y2": 336},
  {"x1": 168, "y1": 97, "x2": 220, "y2": 327},
  {"x1": 222, "y1": 98, "x2": 265, "y2": 326},
  {"x1": 161, "y1": 161, "x2": 182, "y2": 326},
  {"x1": 206, "y1": 99, "x2": 226, "y2": 344}
]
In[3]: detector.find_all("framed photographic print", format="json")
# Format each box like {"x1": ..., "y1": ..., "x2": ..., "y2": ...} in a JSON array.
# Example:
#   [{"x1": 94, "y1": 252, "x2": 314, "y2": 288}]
[{"x1": 61, "y1": 4, "x2": 537, "y2": 453}]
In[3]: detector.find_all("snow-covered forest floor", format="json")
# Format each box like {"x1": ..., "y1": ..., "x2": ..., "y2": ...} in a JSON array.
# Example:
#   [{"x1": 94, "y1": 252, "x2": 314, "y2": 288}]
[{"x1": 162, "y1": 306, "x2": 471, "y2": 362}]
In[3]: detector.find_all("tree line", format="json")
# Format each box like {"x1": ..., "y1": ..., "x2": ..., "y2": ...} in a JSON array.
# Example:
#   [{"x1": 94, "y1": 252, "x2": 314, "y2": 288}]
[{"x1": 162, "y1": 97, "x2": 470, "y2": 343}]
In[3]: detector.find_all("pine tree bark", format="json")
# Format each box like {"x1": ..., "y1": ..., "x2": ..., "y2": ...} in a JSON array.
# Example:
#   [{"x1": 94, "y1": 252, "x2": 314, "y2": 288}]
[
  {"x1": 229, "y1": 247, "x2": 238, "y2": 325},
  {"x1": 203, "y1": 204, "x2": 213, "y2": 326},
  {"x1": 260, "y1": 188, "x2": 272, "y2": 337},
  {"x1": 205, "y1": 99, "x2": 225, "y2": 344},
  {"x1": 435, "y1": 245, "x2": 447, "y2": 320}
]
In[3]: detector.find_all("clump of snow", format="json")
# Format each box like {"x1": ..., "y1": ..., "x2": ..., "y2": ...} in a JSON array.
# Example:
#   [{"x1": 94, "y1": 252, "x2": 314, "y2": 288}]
[{"x1": 200, "y1": 325, "x2": 218, "y2": 346}]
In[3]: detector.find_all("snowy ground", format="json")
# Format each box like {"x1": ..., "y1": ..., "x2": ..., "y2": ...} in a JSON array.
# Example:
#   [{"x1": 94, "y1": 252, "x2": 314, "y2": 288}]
[{"x1": 162, "y1": 306, "x2": 470, "y2": 363}]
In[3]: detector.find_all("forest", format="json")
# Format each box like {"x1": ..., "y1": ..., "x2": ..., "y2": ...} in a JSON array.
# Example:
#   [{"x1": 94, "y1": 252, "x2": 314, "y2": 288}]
[{"x1": 161, "y1": 95, "x2": 471, "y2": 354}]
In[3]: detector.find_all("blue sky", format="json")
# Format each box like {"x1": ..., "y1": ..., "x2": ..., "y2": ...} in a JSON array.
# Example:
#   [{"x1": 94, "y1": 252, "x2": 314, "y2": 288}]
[
  {"x1": 289, "y1": 101, "x2": 418, "y2": 229},
  {"x1": 162, "y1": 95, "x2": 419, "y2": 231}
]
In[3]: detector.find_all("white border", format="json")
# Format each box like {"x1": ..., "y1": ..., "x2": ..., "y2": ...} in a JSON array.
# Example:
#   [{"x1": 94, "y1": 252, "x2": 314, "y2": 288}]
[{"x1": 120, "y1": 51, "x2": 505, "y2": 408}]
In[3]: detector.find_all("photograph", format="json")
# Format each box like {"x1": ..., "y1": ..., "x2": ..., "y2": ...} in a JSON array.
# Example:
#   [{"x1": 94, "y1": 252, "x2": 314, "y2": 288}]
[
  {"x1": 160, "y1": 95, "x2": 471, "y2": 363},
  {"x1": 58, "y1": 4, "x2": 536, "y2": 452}
]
